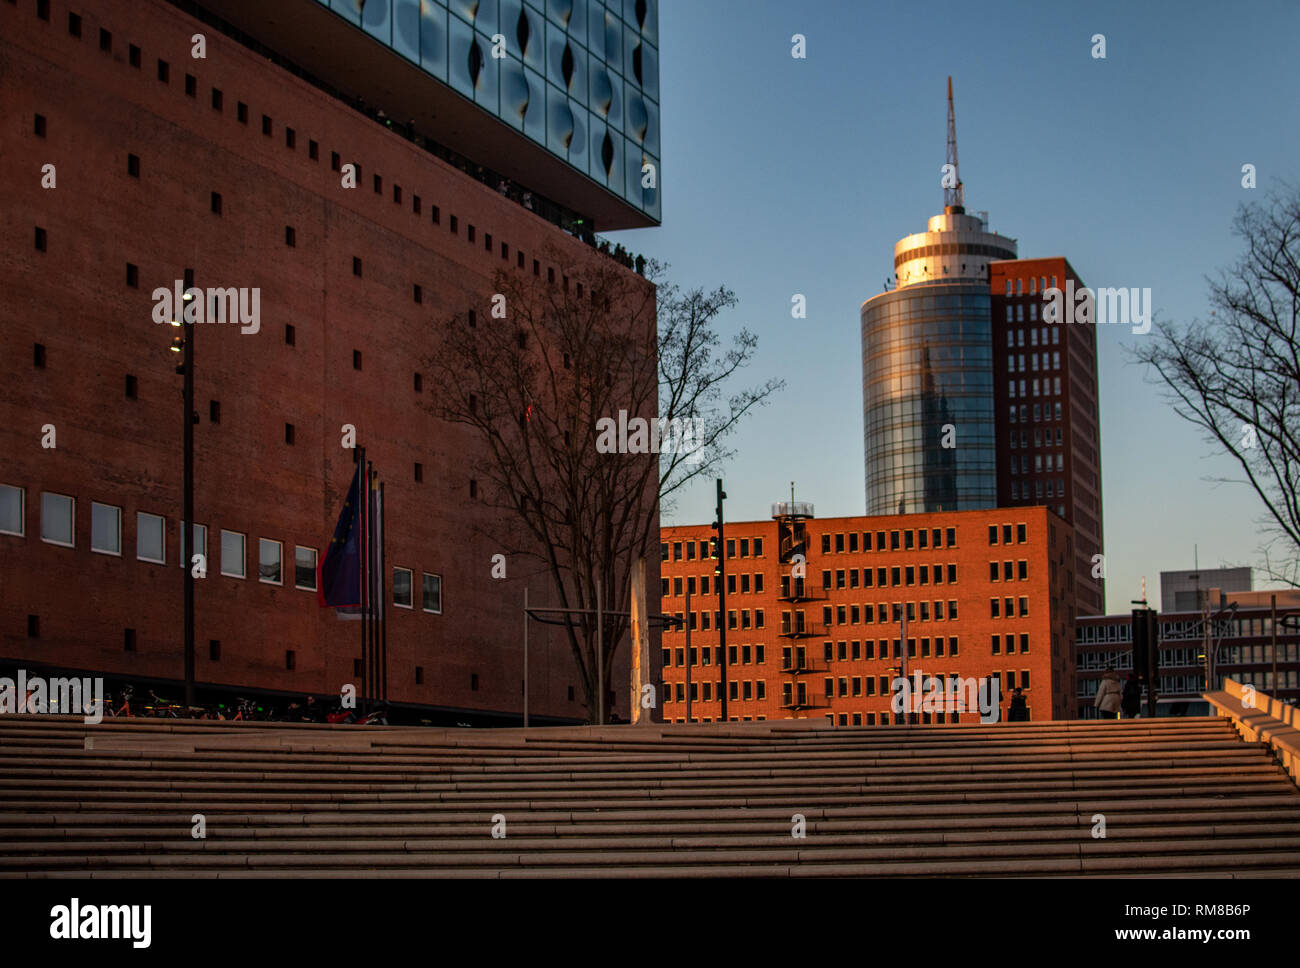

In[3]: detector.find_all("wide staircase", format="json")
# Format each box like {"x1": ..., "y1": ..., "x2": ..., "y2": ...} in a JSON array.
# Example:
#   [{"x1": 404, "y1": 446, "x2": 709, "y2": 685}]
[{"x1": 1, "y1": 714, "x2": 1298, "y2": 877}]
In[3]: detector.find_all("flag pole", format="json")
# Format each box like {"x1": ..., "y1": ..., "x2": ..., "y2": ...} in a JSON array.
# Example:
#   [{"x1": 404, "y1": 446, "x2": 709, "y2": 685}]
[
  {"x1": 366, "y1": 461, "x2": 375, "y2": 716},
  {"x1": 379, "y1": 478, "x2": 387, "y2": 704},
  {"x1": 358, "y1": 446, "x2": 368, "y2": 715}
]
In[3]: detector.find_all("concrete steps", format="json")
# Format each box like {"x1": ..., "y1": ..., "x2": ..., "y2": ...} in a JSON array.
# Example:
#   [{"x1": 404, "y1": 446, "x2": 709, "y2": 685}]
[{"x1": 1, "y1": 715, "x2": 1296, "y2": 877}]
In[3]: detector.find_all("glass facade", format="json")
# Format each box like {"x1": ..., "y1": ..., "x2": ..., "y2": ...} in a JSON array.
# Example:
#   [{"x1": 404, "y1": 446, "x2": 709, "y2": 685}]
[
  {"x1": 861, "y1": 282, "x2": 996, "y2": 514},
  {"x1": 317, "y1": 0, "x2": 660, "y2": 221}
]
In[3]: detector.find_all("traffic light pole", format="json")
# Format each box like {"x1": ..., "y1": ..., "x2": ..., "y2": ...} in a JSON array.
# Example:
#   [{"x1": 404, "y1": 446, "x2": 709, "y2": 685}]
[{"x1": 714, "y1": 480, "x2": 727, "y2": 722}]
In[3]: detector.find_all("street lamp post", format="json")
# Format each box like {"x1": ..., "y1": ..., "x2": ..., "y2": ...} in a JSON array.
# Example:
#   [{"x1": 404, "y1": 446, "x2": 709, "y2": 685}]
[{"x1": 171, "y1": 287, "x2": 196, "y2": 709}]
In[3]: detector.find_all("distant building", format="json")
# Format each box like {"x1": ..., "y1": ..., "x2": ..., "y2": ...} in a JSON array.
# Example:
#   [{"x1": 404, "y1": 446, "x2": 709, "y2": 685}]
[
  {"x1": 659, "y1": 502, "x2": 1077, "y2": 724},
  {"x1": 1075, "y1": 584, "x2": 1300, "y2": 717},
  {"x1": 1160, "y1": 567, "x2": 1253, "y2": 613}
]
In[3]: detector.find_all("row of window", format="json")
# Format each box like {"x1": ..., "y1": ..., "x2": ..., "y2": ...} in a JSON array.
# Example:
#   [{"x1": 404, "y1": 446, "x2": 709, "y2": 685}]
[
  {"x1": 991, "y1": 633, "x2": 1032, "y2": 654},
  {"x1": 1005, "y1": 276, "x2": 1058, "y2": 296},
  {"x1": 0, "y1": 484, "x2": 442, "y2": 611},
  {"x1": 663, "y1": 596, "x2": 971, "y2": 635},
  {"x1": 1006, "y1": 325, "x2": 1061, "y2": 348},
  {"x1": 988, "y1": 560, "x2": 1031, "y2": 582},
  {"x1": 821, "y1": 527, "x2": 958, "y2": 554},
  {"x1": 663, "y1": 680, "x2": 768, "y2": 703},
  {"x1": 990, "y1": 597, "x2": 1031, "y2": 619},
  {"x1": 1010, "y1": 428, "x2": 1064, "y2": 449},
  {"x1": 987, "y1": 523, "x2": 1030, "y2": 545},
  {"x1": 1008, "y1": 377, "x2": 1062, "y2": 399},
  {"x1": 1009, "y1": 402, "x2": 1064, "y2": 424},
  {"x1": 1008, "y1": 351, "x2": 1061, "y2": 373},
  {"x1": 663, "y1": 644, "x2": 767, "y2": 668},
  {"x1": 821, "y1": 563, "x2": 959, "y2": 590},
  {"x1": 661, "y1": 536, "x2": 764, "y2": 562},
  {"x1": 661, "y1": 572, "x2": 764, "y2": 597},
  {"x1": 1010, "y1": 454, "x2": 1065, "y2": 475}
]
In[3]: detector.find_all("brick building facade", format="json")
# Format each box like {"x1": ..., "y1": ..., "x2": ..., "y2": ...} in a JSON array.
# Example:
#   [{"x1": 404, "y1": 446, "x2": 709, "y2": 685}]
[
  {"x1": 658, "y1": 505, "x2": 1076, "y2": 724},
  {"x1": 0, "y1": 0, "x2": 659, "y2": 723}
]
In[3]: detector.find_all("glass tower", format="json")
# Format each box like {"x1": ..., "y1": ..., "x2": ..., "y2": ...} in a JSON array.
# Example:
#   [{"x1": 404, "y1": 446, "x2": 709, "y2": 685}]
[{"x1": 860, "y1": 209, "x2": 1016, "y2": 514}]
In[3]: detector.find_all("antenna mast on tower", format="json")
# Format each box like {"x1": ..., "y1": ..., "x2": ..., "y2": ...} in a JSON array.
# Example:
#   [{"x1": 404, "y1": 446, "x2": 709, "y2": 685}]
[{"x1": 945, "y1": 76, "x2": 964, "y2": 212}]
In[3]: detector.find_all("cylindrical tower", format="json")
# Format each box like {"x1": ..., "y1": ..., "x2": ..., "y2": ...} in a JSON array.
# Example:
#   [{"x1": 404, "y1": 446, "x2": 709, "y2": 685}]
[{"x1": 862, "y1": 214, "x2": 1018, "y2": 516}]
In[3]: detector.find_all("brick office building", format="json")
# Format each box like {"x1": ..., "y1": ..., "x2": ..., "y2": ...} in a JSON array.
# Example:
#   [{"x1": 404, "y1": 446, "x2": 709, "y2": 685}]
[
  {"x1": 1075, "y1": 588, "x2": 1300, "y2": 718},
  {"x1": 990, "y1": 258, "x2": 1104, "y2": 616},
  {"x1": 658, "y1": 503, "x2": 1077, "y2": 724},
  {"x1": 0, "y1": 0, "x2": 661, "y2": 723}
]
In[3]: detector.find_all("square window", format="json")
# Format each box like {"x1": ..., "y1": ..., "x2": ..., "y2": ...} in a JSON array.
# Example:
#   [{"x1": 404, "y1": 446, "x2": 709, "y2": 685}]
[
  {"x1": 157, "y1": 59, "x2": 169, "y2": 82},
  {"x1": 258, "y1": 538, "x2": 282, "y2": 584},
  {"x1": 294, "y1": 546, "x2": 317, "y2": 590},
  {"x1": 135, "y1": 509, "x2": 165, "y2": 563},
  {"x1": 309, "y1": 140, "x2": 319, "y2": 160},
  {"x1": 68, "y1": 12, "x2": 81, "y2": 36},
  {"x1": 221, "y1": 530, "x2": 246, "y2": 578},
  {"x1": 40, "y1": 492, "x2": 74, "y2": 546},
  {"x1": 98, "y1": 28, "x2": 111, "y2": 52},
  {"x1": 262, "y1": 115, "x2": 272, "y2": 136},
  {"x1": 0, "y1": 485, "x2": 25, "y2": 536},
  {"x1": 285, "y1": 127, "x2": 295, "y2": 149},
  {"x1": 393, "y1": 567, "x2": 413, "y2": 607},
  {"x1": 212, "y1": 88, "x2": 223, "y2": 111},
  {"x1": 185, "y1": 73, "x2": 196, "y2": 97}
]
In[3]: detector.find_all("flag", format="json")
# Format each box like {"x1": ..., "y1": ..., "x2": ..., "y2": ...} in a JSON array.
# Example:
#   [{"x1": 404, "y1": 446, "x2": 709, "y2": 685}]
[{"x1": 318, "y1": 462, "x2": 363, "y2": 607}]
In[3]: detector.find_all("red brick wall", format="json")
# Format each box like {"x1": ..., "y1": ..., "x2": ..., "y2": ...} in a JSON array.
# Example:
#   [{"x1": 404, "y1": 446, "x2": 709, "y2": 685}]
[
  {"x1": 659, "y1": 506, "x2": 1076, "y2": 723},
  {"x1": 0, "y1": 0, "x2": 650, "y2": 721}
]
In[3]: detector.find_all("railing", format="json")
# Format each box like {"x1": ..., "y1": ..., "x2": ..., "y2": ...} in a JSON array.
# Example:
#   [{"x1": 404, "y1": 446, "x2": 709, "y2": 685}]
[{"x1": 772, "y1": 502, "x2": 815, "y2": 519}]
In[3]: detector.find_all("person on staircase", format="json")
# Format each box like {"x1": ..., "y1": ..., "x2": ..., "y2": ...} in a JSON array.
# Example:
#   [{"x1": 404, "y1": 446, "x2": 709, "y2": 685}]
[
  {"x1": 1094, "y1": 667, "x2": 1123, "y2": 720},
  {"x1": 1121, "y1": 672, "x2": 1143, "y2": 719},
  {"x1": 1007, "y1": 688, "x2": 1029, "y2": 722}
]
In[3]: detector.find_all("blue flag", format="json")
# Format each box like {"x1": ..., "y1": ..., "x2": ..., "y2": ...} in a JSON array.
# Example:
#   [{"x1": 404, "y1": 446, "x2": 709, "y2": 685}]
[{"x1": 318, "y1": 463, "x2": 363, "y2": 607}]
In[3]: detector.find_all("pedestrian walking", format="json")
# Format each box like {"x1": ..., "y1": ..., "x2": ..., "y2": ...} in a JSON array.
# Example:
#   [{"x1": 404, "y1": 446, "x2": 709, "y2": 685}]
[
  {"x1": 1121, "y1": 672, "x2": 1142, "y2": 718},
  {"x1": 1094, "y1": 667, "x2": 1123, "y2": 720},
  {"x1": 1007, "y1": 687, "x2": 1029, "y2": 722}
]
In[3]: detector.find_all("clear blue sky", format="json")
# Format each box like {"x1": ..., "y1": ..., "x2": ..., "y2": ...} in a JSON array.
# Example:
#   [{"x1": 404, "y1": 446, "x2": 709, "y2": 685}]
[{"x1": 608, "y1": 0, "x2": 1300, "y2": 614}]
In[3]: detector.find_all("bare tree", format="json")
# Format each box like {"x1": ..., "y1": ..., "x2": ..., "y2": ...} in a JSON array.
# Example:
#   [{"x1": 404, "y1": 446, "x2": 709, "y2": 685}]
[
  {"x1": 1132, "y1": 186, "x2": 1300, "y2": 586},
  {"x1": 424, "y1": 246, "x2": 783, "y2": 721}
]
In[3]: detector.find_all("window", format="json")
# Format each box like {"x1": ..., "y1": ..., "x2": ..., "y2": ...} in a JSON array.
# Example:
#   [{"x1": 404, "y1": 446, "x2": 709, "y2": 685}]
[
  {"x1": 295, "y1": 546, "x2": 317, "y2": 590},
  {"x1": 40, "y1": 492, "x2": 74, "y2": 546},
  {"x1": 185, "y1": 73, "x2": 197, "y2": 97},
  {"x1": 285, "y1": 324, "x2": 296, "y2": 346},
  {"x1": 423, "y1": 573, "x2": 443, "y2": 613},
  {"x1": 309, "y1": 140, "x2": 319, "y2": 160},
  {"x1": 353, "y1": 349, "x2": 362, "y2": 369},
  {"x1": 393, "y1": 567, "x2": 413, "y2": 608},
  {"x1": 0, "y1": 485, "x2": 25, "y2": 536},
  {"x1": 130, "y1": 511, "x2": 167, "y2": 563},
  {"x1": 262, "y1": 115, "x2": 272, "y2": 136},
  {"x1": 258, "y1": 538, "x2": 282, "y2": 584},
  {"x1": 285, "y1": 226, "x2": 296, "y2": 247},
  {"x1": 210, "y1": 192, "x2": 222, "y2": 215},
  {"x1": 212, "y1": 88, "x2": 224, "y2": 112},
  {"x1": 68, "y1": 11, "x2": 81, "y2": 36},
  {"x1": 352, "y1": 257, "x2": 362, "y2": 277},
  {"x1": 285, "y1": 423, "x2": 295, "y2": 445},
  {"x1": 34, "y1": 226, "x2": 46, "y2": 251},
  {"x1": 179, "y1": 523, "x2": 207, "y2": 568},
  {"x1": 221, "y1": 530, "x2": 246, "y2": 578},
  {"x1": 157, "y1": 59, "x2": 169, "y2": 83},
  {"x1": 87, "y1": 502, "x2": 121, "y2": 555}
]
